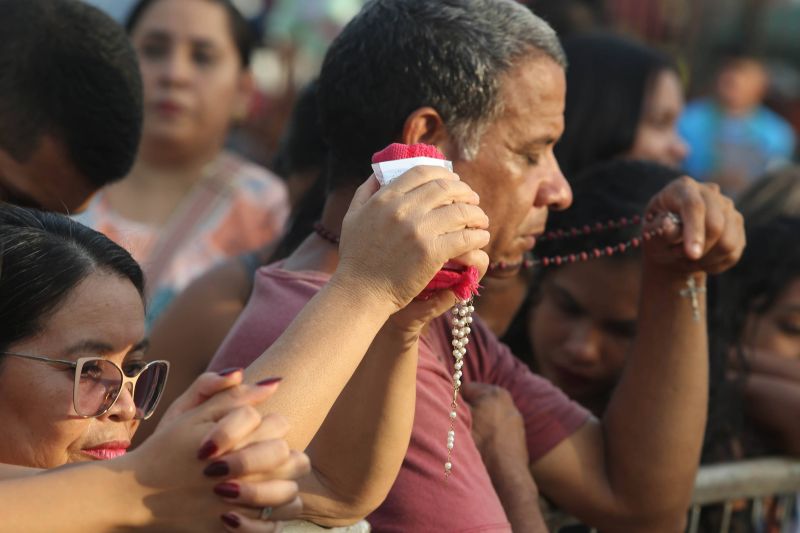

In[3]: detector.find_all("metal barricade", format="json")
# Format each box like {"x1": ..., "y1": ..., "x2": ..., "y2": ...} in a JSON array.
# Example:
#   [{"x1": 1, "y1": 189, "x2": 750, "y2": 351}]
[{"x1": 543, "y1": 458, "x2": 800, "y2": 533}]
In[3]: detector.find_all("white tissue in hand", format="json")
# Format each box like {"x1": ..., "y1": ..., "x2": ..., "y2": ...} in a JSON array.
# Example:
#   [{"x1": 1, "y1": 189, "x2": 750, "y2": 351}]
[{"x1": 372, "y1": 157, "x2": 453, "y2": 186}]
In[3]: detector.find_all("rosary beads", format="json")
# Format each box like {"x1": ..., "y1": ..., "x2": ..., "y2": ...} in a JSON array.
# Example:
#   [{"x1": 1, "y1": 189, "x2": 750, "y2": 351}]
[{"x1": 444, "y1": 298, "x2": 473, "y2": 476}]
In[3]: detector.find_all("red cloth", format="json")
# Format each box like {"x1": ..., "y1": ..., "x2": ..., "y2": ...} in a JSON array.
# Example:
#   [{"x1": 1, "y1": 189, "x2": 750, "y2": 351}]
[
  {"x1": 208, "y1": 264, "x2": 590, "y2": 532},
  {"x1": 372, "y1": 142, "x2": 446, "y2": 162},
  {"x1": 372, "y1": 143, "x2": 481, "y2": 301}
]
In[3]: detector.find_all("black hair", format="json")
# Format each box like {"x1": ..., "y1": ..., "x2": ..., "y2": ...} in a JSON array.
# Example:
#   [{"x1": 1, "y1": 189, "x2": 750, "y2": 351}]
[
  {"x1": 0, "y1": 204, "x2": 145, "y2": 355},
  {"x1": 502, "y1": 159, "x2": 681, "y2": 367},
  {"x1": 272, "y1": 80, "x2": 327, "y2": 179},
  {"x1": 710, "y1": 216, "x2": 800, "y2": 368},
  {"x1": 555, "y1": 33, "x2": 676, "y2": 180},
  {"x1": 318, "y1": 0, "x2": 565, "y2": 190},
  {"x1": 0, "y1": 0, "x2": 143, "y2": 189},
  {"x1": 703, "y1": 217, "x2": 800, "y2": 462},
  {"x1": 267, "y1": 80, "x2": 328, "y2": 263},
  {"x1": 125, "y1": 0, "x2": 254, "y2": 68},
  {"x1": 528, "y1": 0, "x2": 607, "y2": 38}
]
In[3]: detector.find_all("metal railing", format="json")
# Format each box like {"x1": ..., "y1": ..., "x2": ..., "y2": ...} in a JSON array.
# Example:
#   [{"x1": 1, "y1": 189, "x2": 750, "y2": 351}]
[{"x1": 544, "y1": 458, "x2": 800, "y2": 533}]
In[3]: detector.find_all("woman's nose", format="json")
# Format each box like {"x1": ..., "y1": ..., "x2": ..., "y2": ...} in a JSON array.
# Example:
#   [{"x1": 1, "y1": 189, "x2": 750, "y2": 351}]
[
  {"x1": 107, "y1": 382, "x2": 137, "y2": 421},
  {"x1": 563, "y1": 323, "x2": 601, "y2": 365}
]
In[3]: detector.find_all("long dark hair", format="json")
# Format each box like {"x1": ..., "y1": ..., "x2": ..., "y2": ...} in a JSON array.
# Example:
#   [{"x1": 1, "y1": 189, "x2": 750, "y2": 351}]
[
  {"x1": 707, "y1": 216, "x2": 800, "y2": 459},
  {"x1": 555, "y1": 33, "x2": 676, "y2": 180},
  {"x1": 0, "y1": 205, "x2": 144, "y2": 353},
  {"x1": 125, "y1": 0, "x2": 254, "y2": 68}
]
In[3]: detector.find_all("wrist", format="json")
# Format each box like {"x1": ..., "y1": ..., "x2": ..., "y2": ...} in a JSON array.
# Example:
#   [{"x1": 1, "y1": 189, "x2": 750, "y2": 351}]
[
  {"x1": 105, "y1": 451, "x2": 156, "y2": 529},
  {"x1": 327, "y1": 270, "x2": 398, "y2": 318},
  {"x1": 479, "y1": 437, "x2": 530, "y2": 476},
  {"x1": 641, "y1": 261, "x2": 707, "y2": 286}
]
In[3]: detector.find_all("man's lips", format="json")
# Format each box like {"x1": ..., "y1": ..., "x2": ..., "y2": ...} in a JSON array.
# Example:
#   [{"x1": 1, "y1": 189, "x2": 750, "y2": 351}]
[{"x1": 82, "y1": 441, "x2": 130, "y2": 460}]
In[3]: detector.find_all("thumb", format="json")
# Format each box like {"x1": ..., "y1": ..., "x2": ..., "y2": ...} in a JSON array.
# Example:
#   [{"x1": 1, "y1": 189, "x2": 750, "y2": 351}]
[
  {"x1": 194, "y1": 379, "x2": 282, "y2": 423},
  {"x1": 460, "y1": 381, "x2": 490, "y2": 403},
  {"x1": 349, "y1": 174, "x2": 381, "y2": 210},
  {"x1": 156, "y1": 370, "x2": 244, "y2": 430}
]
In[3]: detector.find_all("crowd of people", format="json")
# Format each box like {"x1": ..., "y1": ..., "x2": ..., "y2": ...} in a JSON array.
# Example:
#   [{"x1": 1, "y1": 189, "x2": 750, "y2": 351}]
[{"x1": 0, "y1": 0, "x2": 797, "y2": 531}]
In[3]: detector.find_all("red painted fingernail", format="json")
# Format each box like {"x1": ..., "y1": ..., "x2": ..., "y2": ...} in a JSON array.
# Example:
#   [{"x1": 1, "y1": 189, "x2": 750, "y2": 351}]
[
  {"x1": 197, "y1": 440, "x2": 218, "y2": 460},
  {"x1": 214, "y1": 482, "x2": 240, "y2": 499},
  {"x1": 256, "y1": 376, "x2": 283, "y2": 387},
  {"x1": 221, "y1": 512, "x2": 240, "y2": 528},
  {"x1": 203, "y1": 460, "x2": 230, "y2": 477},
  {"x1": 217, "y1": 367, "x2": 242, "y2": 376}
]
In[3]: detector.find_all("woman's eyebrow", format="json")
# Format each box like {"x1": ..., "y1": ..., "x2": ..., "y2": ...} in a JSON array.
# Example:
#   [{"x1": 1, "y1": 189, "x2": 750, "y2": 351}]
[{"x1": 63, "y1": 339, "x2": 149, "y2": 357}]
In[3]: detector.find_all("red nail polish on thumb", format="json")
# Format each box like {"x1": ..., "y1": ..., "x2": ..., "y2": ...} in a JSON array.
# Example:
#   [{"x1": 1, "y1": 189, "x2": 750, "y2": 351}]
[{"x1": 256, "y1": 377, "x2": 283, "y2": 387}]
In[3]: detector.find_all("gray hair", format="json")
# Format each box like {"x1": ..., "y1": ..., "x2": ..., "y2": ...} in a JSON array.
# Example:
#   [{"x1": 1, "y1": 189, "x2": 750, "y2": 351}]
[
  {"x1": 437, "y1": 0, "x2": 566, "y2": 158},
  {"x1": 318, "y1": 0, "x2": 565, "y2": 186}
]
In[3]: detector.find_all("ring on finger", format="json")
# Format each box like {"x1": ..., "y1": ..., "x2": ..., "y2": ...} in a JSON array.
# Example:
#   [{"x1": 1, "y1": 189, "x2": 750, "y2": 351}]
[{"x1": 259, "y1": 506, "x2": 273, "y2": 521}]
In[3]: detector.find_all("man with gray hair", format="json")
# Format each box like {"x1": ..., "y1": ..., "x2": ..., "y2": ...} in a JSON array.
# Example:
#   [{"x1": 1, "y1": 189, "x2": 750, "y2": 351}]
[{"x1": 209, "y1": 0, "x2": 745, "y2": 530}]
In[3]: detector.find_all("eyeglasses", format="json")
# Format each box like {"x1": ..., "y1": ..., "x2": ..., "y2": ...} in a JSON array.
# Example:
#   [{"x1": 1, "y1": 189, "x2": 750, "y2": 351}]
[{"x1": 0, "y1": 352, "x2": 170, "y2": 419}]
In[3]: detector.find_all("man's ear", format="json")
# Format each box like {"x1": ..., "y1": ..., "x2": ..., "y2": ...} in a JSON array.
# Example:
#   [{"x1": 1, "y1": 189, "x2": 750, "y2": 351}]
[{"x1": 400, "y1": 107, "x2": 456, "y2": 157}]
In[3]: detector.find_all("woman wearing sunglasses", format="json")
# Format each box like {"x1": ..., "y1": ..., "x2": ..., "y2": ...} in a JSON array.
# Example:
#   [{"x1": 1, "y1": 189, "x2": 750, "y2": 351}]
[{"x1": 0, "y1": 204, "x2": 311, "y2": 531}]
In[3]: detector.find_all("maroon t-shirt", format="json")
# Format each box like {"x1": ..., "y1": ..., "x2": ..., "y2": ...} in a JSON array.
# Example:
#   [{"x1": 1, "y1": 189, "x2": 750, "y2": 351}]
[{"x1": 209, "y1": 264, "x2": 590, "y2": 532}]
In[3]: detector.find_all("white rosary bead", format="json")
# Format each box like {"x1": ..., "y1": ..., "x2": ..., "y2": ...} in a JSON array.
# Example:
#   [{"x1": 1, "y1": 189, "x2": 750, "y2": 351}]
[{"x1": 446, "y1": 299, "x2": 473, "y2": 477}]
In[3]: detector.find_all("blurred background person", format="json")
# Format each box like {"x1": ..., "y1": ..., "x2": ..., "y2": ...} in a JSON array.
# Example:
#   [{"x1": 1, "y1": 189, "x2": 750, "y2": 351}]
[
  {"x1": 138, "y1": 80, "x2": 327, "y2": 437},
  {"x1": 0, "y1": 0, "x2": 142, "y2": 212},
  {"x1": 76, "y1": 0, "x2": 289, "y2": 327},
  {"x1": 556, "y1": 33, "x2": 688, "y2": 181},
  {"x1": 679, "y1": 52, "x2": 797, "y2": 197}
]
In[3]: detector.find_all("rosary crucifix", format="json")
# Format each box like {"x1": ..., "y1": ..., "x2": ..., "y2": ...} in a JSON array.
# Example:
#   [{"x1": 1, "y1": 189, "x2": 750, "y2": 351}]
[{"x1": 680, "y1": 275, "x2": 706, "y2": 321}]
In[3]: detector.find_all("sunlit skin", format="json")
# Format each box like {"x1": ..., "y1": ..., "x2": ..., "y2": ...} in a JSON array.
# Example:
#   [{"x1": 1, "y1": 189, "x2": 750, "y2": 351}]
[
  {"x1": 130, "y1": 0, "x2": 252, "y2": 162},
  {"x1": 529, "y1": 258, "x2": 641, "y2": 415},
  {"x1": 624, "y1": 69, "x2": 688, "y2": 170},
  {"x1": 0, "y1": 272, "x2": 146, "y2": 468},
  {"x1": 453, "y1": 56, "x2": 572, "y2": 277},
  {"x1": 742, "y1": 277, "x2": 800, "y2": 360}
]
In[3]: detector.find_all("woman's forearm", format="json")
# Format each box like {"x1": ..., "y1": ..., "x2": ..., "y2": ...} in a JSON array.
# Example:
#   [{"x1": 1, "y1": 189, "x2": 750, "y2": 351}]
[
  {"x1": 243, "y1": 277, "x2": 396, "y2": 451},
  {"x1": 297, "y1": 322, "x2": 420, "y2": 526},
  {"x1": 0, "y1": 460, "x2": 146, "y2": 532}
]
